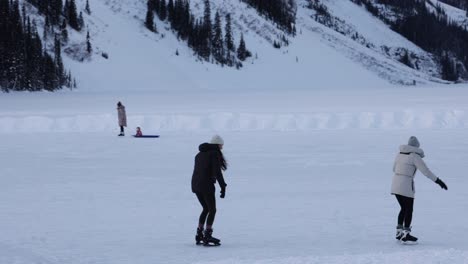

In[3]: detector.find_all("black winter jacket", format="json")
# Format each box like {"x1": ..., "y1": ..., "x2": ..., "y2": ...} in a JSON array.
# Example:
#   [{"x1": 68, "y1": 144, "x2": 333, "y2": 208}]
[{"x1": 191, "y1": 143, "x2": 227, "y2": 194}]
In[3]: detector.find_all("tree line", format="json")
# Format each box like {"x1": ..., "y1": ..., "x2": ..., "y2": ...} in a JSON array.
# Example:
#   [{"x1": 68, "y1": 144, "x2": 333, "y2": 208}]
[
  {"x1": 145, "y1": 0, "x2": 251, "y2": 67},
  {"x1": 26, "y1": 0, "x2": 90, "y2": 31},
  {"x1": 27, "y1": 0, "x2": 92, "y2": 55},
  {"x1": 0, "y1": 0, "x2": 74, "y2": 92},
  {"x1": 240, "y1": 0, "x2": 296, "y2": 34},
  {"x1": 438, "y1": 0, "x2": 468, "y2": 13},
  {"x1": 352, "y1": 0, "x2": 468, "y2": 81}
]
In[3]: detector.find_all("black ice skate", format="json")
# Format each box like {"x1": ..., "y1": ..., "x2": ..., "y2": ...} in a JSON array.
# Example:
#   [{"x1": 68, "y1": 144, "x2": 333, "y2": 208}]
[
  {"x1": 118, "y1": 132, "x2": 125, "y2": 136},
  {"x1": 195, "y1": 228, "x2": 204, "y2": 245},
  {"x1": 396, "y1": 225, "x2": 403, "y2": 240},
  {"x1": 203, "y1": 229, "x2": 221, "y2": 246},
  {"x1": 400, "y1": 228, "x2": 418, "y2": 244}
]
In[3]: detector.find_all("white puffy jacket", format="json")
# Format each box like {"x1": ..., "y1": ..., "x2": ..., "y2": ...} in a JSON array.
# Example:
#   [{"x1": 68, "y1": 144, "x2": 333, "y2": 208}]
[{"x1": 391, "y1": 145, "x2": 438, "y2": 198}]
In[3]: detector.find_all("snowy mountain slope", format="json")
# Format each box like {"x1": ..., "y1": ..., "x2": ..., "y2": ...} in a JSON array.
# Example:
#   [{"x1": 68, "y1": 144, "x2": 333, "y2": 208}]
[
  {"x1": 19, "y1": 0, "x2": 460, "y2": 91},
  {"x1": 428, "y1": 0, "x2": 468, "y2": 27},
  {"x1": 296, "y1": 0, "x2": 444, "y2": 85},
  {"x1": 71, "y1": 0, "x2": 392, "y2": 91}
]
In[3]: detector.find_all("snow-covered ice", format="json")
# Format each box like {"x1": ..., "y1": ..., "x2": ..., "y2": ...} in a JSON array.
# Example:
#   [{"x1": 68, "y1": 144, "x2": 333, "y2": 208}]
[{"x1": 1, "y1": 88, "x2": 468, "y2": 264}]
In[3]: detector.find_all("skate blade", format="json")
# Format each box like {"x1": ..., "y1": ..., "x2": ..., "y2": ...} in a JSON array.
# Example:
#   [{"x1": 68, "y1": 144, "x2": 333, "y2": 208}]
[
  {"x1": 399, "y1": 240, "x2": 418, "y2": 245},
  {"x1": 203, "y1": 242, "x2": 221, "y2": 247}
]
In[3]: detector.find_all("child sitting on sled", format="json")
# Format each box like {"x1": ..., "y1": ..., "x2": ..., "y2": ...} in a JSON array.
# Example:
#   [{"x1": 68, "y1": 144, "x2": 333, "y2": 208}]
[{"x1": 136, "y1": 127, "x2": 143, "y2": 137}]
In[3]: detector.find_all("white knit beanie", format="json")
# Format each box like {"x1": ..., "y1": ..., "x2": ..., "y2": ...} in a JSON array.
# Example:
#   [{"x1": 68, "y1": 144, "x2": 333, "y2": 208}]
[{"x1": 210, "y1": 135, "x2": 224, "y2": 145}]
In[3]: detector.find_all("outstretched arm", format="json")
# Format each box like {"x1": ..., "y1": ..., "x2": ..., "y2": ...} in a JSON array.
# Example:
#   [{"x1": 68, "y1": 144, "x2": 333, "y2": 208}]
[
  {"x1": 413, "y1": 154, "x2": 437, "y2": 182},
  {"x1": 413, "y1": 154, "x2": 447, "y2": 190}
]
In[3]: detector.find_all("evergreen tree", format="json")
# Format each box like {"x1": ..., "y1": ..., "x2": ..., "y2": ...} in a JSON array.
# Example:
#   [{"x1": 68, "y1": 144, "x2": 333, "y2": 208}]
[
  {"x1": 182, "y1": 0, "x2": 191, "y2": 38},
  {"x1": 53, "y1": 0, "x2": 63, "y2": 25},
  {"x1": 224, "y1": 13, "x2": 235, "y2": 65},
  {"x1": 67, "y1": 0, "x2": 80, "y2": 31},
  {"x1": 67, "y1": 70, "x2": 72, "y2": 87},
  {"x1": 171, "y1": 0, "x2": 181, "y2": 30},
  {"x1": 212, "y1": 11, "x2": 225, "y2": 64},
  {"x1": 85, "y1": 0, "x2": 91, "y2": 15},
  {"x1": 441, "y1": 53, "x2": 457, "y2": 81},
  {"x1": 86, "y1": 31, "x2": 92, "y2": 54},
  {"x1": 160, "y1": 0, "x2": 167, "y2": 20},
  {"x1": 154, "y1": 0, "x2": 161, "y2": 16},
  {"x1": 200, "y1": 0, "x2": 212, "y2": 59},
  {"x1": 237, "y1": 33, "x2": 251, "y2": 61},
  {"x1": 21, "y1": 3, "x2": 26, "y2": 26},
  {"x1": 203, "y1": 0, "x2": 212, "y2": 35},
  {"x1": 78, "y1": 11, "x2": 84, "y2": 30},
  {"x1": 145, "y1": 0, "x2": 155, "y2": 32},
  {"x1": 54, "y1": 35, "x2": 65, "y2": 84},
  {"x1": 64, "y1": 0, "x2": 70, "y2": 19},
  {"x1": 61, "y1": 19, "x2": 69, "y2": 43},
  {"x1": 167, "y1": 0, "x2": 174, "y2": 22},
  {"x1": 43, "y1": 15, "x2": 50, "y2": 40},
  {"x1": 225, "y1": 13, "x2": 235, "y2": 52}
]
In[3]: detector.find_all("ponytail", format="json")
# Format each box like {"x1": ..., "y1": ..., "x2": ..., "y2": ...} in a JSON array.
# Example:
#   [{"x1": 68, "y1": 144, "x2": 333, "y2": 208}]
[{"x1": 218, "y1": 149, "x2": 227, "y2": 171}]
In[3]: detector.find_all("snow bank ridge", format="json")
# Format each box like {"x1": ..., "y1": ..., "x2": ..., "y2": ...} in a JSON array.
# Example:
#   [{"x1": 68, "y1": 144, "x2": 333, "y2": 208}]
[{"x1": 1, "y1": 109, "x2": 468, "y2": 133}]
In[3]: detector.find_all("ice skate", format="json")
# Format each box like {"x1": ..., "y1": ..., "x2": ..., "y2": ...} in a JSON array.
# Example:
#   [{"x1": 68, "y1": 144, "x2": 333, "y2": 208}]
[
  {"x1": 195, "y1": 228, "x2": 204, "y2": 245},
  {"x1": 203, "y1": 229, "x2": 221, "y2": 246},
  {"x1": 400, "y1": 227, "x2": 418, "y2": 244},
  {"x1": 396, "y1": 225, "x2": 403, "y2": 240}
]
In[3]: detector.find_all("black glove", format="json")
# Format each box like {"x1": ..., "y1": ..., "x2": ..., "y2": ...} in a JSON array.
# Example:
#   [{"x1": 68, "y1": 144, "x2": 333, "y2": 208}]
[
  {"x1": 436, "y1": 178, "x2": 448, "y2": 190},
  {"x1": 220, "y1": 186, "x2": 226, "y2": 199}
]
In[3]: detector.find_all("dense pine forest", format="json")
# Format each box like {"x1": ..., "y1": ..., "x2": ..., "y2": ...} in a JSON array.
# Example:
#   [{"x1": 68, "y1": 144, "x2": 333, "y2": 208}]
[
  {"x1": 0, "y1": 0, "x2": 74, "y2": 92},
  {"x1": 240, "y1": 0, "x2": 296, "y2": 34},
  {"x1": 352, "y1": 0, "x2": 468, "y2": 81},
  {"x1": 145, "y1": 0, "x2": 251, "y2": 67},
  {"x1": 438, "y1": 0, "x2": 468, "y2": 10}
]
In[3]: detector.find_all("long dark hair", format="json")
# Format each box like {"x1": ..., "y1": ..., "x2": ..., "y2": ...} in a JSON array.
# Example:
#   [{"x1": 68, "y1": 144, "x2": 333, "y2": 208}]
[{"x1": 218, "y1": 148, "x2": 227, "y2": 171}]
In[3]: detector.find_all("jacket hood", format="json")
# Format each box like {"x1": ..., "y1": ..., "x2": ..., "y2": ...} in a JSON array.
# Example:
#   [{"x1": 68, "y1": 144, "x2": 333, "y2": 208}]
[
  {"x1": 199, "y1": 143, "x2": 219, "y2": 152},
  {"x1": 399, "y1": 145, "x2": 425, "y2": 158}
]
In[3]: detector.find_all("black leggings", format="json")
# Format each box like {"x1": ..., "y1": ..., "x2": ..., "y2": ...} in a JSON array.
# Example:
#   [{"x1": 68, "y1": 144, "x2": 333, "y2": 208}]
[
  {"x1": 120, "y1": 126, "x2": 124, "y2": 133},
  {"x1": 395, "y1": 194, "x2": 414, "y2": 228},
  {"x1": 196, "y1": 192, "x2": 217, "y2": 227}
]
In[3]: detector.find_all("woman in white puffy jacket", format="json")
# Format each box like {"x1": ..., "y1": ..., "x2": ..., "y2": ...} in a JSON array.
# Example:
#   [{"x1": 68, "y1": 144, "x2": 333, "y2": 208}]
[{"x1": 391, "y1": 136, "x2": 447, "y2": 243}]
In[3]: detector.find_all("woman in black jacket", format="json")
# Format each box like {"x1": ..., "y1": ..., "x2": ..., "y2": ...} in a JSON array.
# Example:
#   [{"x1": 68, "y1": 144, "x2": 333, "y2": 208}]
[{"x1": 191, "y1": 135, "x2": 227, "y2": 246}]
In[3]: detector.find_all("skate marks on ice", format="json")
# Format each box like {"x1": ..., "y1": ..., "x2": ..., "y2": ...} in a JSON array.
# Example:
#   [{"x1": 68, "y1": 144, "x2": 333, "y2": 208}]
[
  {"x1": 0, "y1": 242, "x2": 57, "y2": 264},
  {"x1": 193, "y1": 249, "x2": 468, "y2": 264}
]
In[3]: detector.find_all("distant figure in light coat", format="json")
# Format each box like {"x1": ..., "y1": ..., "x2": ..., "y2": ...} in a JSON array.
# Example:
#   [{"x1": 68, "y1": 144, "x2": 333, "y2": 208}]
[
  {"x1": 391, "y1": 136, "x2": 447, "y2": 243},
  {"x1": 117, "y1": 101, "x2": 127, "y2": 136}
]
